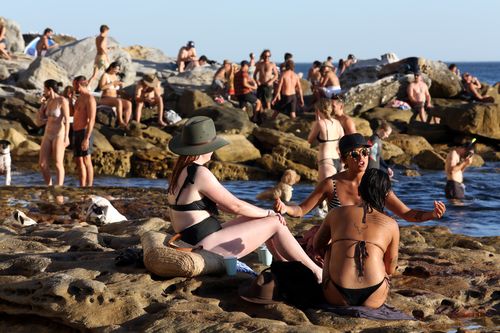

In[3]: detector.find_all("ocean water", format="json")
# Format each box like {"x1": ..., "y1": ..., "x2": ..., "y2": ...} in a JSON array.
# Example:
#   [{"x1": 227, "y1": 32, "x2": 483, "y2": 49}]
[
  {"x1": 294, "y1": 61, "x2": 500, "y2": 85},
  {"x1": 8, "y1": 162, "x2": 500, "y2": 237}
]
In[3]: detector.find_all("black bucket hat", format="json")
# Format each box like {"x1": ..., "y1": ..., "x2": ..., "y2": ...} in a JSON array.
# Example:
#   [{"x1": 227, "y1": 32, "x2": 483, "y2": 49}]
[
  {"x1": 168, "y1": 116, "x2": 228, "y2": 155},
  {"x1": 339, "y1": 133, "x2": 371, "y2": 156}
]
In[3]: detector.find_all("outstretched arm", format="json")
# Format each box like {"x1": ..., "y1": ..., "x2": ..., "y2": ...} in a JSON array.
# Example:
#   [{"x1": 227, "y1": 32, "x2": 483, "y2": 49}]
[
  {"x1": 385, "y1": 191, "x2": 446, "y2": 222},
  {"x1": 274, "y1": 177, "x2": 330, "y2": 217}
]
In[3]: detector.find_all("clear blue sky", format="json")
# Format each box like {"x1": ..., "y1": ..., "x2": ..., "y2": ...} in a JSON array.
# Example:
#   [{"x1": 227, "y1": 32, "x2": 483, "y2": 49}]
[{"x1": 3, "y1": 0, "x2": 499, "y2": 63}]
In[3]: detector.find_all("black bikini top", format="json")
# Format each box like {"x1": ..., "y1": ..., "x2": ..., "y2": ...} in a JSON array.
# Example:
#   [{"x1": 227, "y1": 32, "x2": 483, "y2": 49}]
[
  {"x1": 317, "y1": 119, "x2": 340, "y2": 143},
  {"x1": 331, "y1": 204, "x2": 384, "y2": 277},
  {"x1": 169, "y1": 164, "x2": 219, "y2": 216}
]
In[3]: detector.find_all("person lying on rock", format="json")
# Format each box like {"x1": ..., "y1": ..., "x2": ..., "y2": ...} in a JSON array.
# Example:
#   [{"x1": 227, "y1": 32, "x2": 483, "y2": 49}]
[
  {"x1": 98, "y1": 61, "x2": 132, "y2": 127},
  {"x1": 167, "y1": 116, "x2": 323, "y2": 282},
  {"x1": 274, "y1": 133, "x2": 445, "y2": 265},
  {"x1": 314, "y1": 168, "x2": 399, "y2": 308},
  {"x1": 462, "y1": 73, "x2": 495, "y2": 103}
]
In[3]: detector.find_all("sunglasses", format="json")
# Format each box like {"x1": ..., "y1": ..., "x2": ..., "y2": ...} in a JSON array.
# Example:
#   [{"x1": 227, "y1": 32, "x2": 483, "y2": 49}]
[{"x1": 345, "y1": 148, "x2": 370, "y2": 159}]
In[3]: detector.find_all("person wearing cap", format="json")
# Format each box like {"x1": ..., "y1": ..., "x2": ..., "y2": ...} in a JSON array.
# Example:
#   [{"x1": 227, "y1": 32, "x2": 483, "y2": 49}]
[
  {"x1": 253, "y1": 49, "x2": 279, "y2": 110},
  {"x1": 444, "y1": 142, "x2": 475, "y2": 199},
  {"x1": 177, "y1": 41, "x2": 199, "y2": 73},
  {"x1": 271, "y1": 59, "x2": 304, "y2": 119},
  {"x1": 234, "y1": 60, "x2": 263, "y2": 123},
  {"x1": 211, "y1": 60, "x2": 232, "y2": 99},
  {"x1": 167, "y1": 116, "x2": 323, "y2": 281},
  {"x1": 134, "y1": 73, "x2": 165, "y2": 126},
  {"x1": 314, "y1": 168, "x2": 399, "y2": 308},
  {"x1": 315, "y1": 61, "x2": 341, "y2": 99},
  {"x1": 72, "y1": 75, "x2": 96, "y2": 187},
  {"x1": 332, "y1": 94, "x2": 356, "y2": 135},
  {"x1": 275, "y1": 133, "x2": 446, "y2": 264},
  {"x1": 407, "y1": 70, "x2": 437, "y2": 123}
]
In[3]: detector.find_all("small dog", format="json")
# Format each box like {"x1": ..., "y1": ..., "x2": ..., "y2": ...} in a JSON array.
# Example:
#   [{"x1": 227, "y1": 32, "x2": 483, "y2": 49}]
[
  {"x1": 0, "y1": 140, "x2": 12, "y2": 186},
  {"x1": 256, "y1": 169, "x2": 301, "y2": 202}
]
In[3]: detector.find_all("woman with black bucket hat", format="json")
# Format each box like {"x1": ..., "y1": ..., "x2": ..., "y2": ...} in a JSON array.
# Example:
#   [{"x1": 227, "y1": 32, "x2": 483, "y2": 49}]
[
  {"x1": 167, "y1": 116, "x2": 323, "y2": 281},
  {"x1": 275, "y1": 133, "x2": 446, "y2": 264}
]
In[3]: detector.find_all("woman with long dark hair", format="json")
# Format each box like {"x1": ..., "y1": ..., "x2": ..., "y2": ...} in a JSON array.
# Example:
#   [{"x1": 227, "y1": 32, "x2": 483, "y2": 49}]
[
  {"x1": 314, "y1": 168, "x2": 399, "y2": 308},
  {"x1": 98, "y1": 61, "x2": 132, "y2": 127},
  {"x1": 37, "y1": 79, "x2": 70, "y2": 186},
  {"x1": 167, "y1": 116, "x2": 323, "y2": 281}
]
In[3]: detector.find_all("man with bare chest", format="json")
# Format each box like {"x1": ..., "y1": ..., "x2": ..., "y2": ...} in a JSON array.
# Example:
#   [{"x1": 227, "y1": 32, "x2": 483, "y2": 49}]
[
  {"x1": 271, "y1": 60, "x2": 303, "y2": 119},
  {"x1": 253, "y1": 49, "x2": 278, "y2": 110},
  {"x1": 72, "y1": 76, "x2": 96, "y2": 187},
  {"x1": 89, "y1": 25, "x2": 111, "y2": 84},
  {"x1": 407, "y1": 71, "x2": 436, "y2": 123}
]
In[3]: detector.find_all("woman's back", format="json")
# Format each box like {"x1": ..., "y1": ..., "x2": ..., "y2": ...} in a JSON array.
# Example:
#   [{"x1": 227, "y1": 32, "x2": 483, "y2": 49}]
[
  {"x1": 317, "y1": 118, "x2": 343, "y2": 159},
  {"x1": 329, "y1": 205, "x2": 396, "y2": 288}
]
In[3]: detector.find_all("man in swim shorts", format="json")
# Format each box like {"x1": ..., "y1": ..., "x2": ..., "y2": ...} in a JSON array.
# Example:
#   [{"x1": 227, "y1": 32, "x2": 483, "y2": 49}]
[
  {"x1": 444, "y1": 142, "x2": 474, "y2": 199},
  {"x1": 315, "y1": 61, "x2": 341, "y2": 99},
  {"x1": 234, "y1": 60, "x2": 263, "y2": 123},
  {"x1": 177, "y1": 41, "x2": 199, "y2": 73},
  {"x1": 89, "y1": 25, "x2": 111, "y2": 84},
  {"x1": 73, "y1": 76, "x2": 96, "y2": 187},
  {"x1": 271, "y1": 60, "x2": 304, "y2": 119},
  {"x1": 407, "y1": 70, "x2": 437, "y2": 123},
  {"x1": 36, "y1": 28, "x2": 58, "y2": 57},
  {"x1": 253, "y1": 49, "x2": 278, "y2": 110}
]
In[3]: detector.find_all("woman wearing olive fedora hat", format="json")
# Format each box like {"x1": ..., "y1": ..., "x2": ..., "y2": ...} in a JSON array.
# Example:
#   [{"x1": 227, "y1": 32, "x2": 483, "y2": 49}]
[{"x1": 167, "y1": 116, "x2": 322, "y2": 281}]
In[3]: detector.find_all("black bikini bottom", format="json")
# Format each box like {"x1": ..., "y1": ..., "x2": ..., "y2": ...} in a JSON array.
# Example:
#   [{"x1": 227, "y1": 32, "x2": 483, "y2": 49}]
[
  {"x1": 179, "y1": 216, "x2": 222, "y2": 246},
  {"x1": 331, "y1": 279, "x2": 385, "y2": 306}
]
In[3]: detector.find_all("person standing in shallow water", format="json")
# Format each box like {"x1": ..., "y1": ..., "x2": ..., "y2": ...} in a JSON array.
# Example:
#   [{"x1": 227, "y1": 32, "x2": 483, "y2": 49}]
[
  {"x1": 37, "y1": 80, "x2": 70, "y2": 186},
  {"x1": 444, "y1": 142, "x2": 474, "y2": 199},
  {"x1": 73, "y1": 76, "x2": 96, "y2": 187},
  {"x1": 167, "y1": 116, "x2": 323, "y2": 282}
]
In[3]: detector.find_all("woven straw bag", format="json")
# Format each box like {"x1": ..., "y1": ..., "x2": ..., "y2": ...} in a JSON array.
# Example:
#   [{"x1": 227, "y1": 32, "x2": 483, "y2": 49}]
[{"x1": 141, "y1": 231, "x2": 225, "y2": 277}]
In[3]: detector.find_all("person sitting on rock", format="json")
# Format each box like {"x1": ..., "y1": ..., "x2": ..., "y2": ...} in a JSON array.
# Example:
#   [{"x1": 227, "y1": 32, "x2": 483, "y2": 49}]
[
  {"x1": 331, "y1": 94, "x2": 356, "y2": 135},
  {"x1": 271, "y1": 60, "x2": 303, "y2": 120},
  {"x1": 313, "y1": 168, "x2": 399, "y2": 308},
  {"x1": 36, "y1": 28, "x2": 58, "y2": 57},
  {"x1": 462, "y1": 73, "x2": 494, "y2": 103},
  {"x1": 89, "y1": 25, "x2": 112, "y2": 84},
  {"x1": 407, "y1": 70, "x2": 438, "y2": 124},
  {"x1": 314, "y1": 62, "x2": 341, "y2": 99},
  {"x1": 198, "y1": 55, "x2": 214, "y2": 67},
  {"x1": 177, "y1": 41, "x2": 199, "y2": 73},
  {"x1": 0, "y1": 20, "x2": 12, "y2": 60},
  {"x1": 368, "y1": 121, "x2": 393, "y2": 177},
  {"x1": 448, "y1": 63, "x2": 460, "y2": 77},
  {"x1": 234, "y1": 60, "x2": 263, "y2": 123},
  {"x1": 167, "y1": 116, "x2": 323, "y2": 282},
  {"x1": 134, "y1": 73, "x2": 165, "y2": 126},
  {"x1": 211, "y1": 60, "x2": 232, "y2": 99},
  {"x1": 98, "y1": 61, "x2": 132, "y2": 127}
]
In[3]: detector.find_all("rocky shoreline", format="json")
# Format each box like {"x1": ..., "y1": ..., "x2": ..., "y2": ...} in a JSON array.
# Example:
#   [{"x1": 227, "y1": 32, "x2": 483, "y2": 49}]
[
  {"x1": 0, "y1": 186, "x2": 498, "y2": 332},
  {"x1": 0, "y1": 16, "x2": 499, "y2": 332}
]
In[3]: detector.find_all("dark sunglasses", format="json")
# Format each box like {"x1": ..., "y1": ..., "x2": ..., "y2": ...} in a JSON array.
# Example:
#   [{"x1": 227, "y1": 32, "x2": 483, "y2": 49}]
[{"x1": 345, "y1": 148, "x2": 370, "y2": 159}]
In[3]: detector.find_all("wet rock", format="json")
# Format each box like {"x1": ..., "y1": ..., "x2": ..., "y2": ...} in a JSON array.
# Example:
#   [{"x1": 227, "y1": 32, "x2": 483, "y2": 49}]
[
  {"x1": 213, "y1": 134, "x2": 261, "y2": 163},
  {"x1": 208, "y1": 161, "x2": 268, "y2": 181},
  {"x1": 432, "y1": 98, "x2": 500, "y2": 140},
  {"x1": 413, "y1": 149, "x2": 446, "y2": 170},
  {"x1": 92, "y1": 150, "x2": 132, "y2": 177},
  {"x1": 404, "y1": 169, "x2": 421, "y2": 177},
  {"x1": 17, "y1": 57, "x2": 70, "y2": 90},
  {"x1": 387, "y1": 133, "x2": 433, "y2": 156},
  {"x1": 132, "y1": 148, "x2": 174, "y2": 179}
]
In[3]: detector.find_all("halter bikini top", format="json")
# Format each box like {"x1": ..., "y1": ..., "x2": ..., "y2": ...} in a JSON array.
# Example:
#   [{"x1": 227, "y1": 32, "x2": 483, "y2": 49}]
[
  {"x1": 169, "y1": 163, "x2": 219, "y2": 216},
  {"x1": 317, "y1": 119, "x2": 340, "y2": 143}
]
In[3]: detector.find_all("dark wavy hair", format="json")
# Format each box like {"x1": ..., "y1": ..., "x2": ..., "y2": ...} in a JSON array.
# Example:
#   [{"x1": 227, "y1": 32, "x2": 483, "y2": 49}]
[
  {"x1": 358, "y1": 168, "x2": 391, "y2": 213},
  {"x1": 44, "y1": 79, "x2": 62, "y2": 93},
  {"x1": 106, "y1": 61, "x2": 121, "y2": 73}
]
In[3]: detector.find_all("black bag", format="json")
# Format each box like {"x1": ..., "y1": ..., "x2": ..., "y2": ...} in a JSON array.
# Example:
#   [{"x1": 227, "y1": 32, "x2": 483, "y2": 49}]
[{"x1": 270, "y1": 261, "x2": 324, "y2": 308}]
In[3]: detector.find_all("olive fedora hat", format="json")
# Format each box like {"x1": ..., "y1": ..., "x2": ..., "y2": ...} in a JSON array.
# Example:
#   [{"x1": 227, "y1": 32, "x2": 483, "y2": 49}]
[{"x1": 168, "y1": 116, "x2": 228, "y2": 155}]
